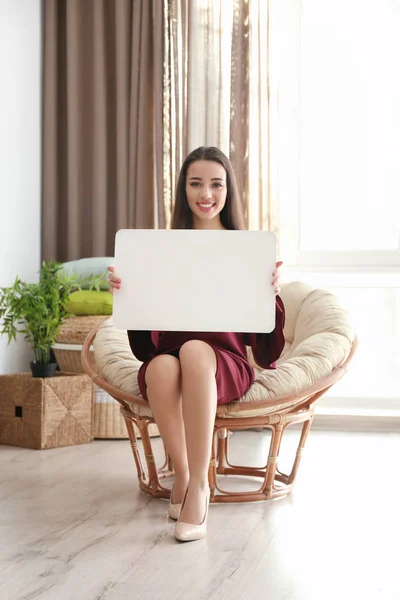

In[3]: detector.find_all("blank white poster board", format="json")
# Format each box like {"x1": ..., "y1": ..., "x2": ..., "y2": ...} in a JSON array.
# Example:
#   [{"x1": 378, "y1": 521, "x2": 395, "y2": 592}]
[{"x1": 113, "y1": 229, "x2": 277, "y2": 333}]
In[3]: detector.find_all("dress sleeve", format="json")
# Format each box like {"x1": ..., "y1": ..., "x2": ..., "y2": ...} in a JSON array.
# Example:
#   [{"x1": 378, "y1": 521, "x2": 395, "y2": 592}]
[
  {"x1": 243, "y1": 295, "x2": 286, "y2": 369},
  {"x1": 127, "y1": 331, "x2": 157, "y2": 362}
]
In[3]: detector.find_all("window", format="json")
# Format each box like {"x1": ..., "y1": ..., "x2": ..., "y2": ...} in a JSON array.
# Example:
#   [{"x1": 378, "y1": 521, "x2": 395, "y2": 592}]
[
  {"x1": 279, "y1": 0, "x2": 400, "y2": 268},
  {"x1": 277, "y1": 0, "x2": 400, "y2": 412}
]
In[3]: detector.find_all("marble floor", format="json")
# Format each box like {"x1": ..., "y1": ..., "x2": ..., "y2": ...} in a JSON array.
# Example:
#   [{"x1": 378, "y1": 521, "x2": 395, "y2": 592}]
[{"x1": 1, "y1": 429, "x2": 399, "y2": 600}]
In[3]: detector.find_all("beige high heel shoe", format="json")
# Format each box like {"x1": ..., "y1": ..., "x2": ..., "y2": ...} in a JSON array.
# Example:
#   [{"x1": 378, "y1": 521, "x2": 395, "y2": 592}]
[
  {"x1": 167, "y1": 486, "x2": 183, "y2": 520},
  {"x1": 174, "y1": 488, "x2": 210, "y2": 542}
]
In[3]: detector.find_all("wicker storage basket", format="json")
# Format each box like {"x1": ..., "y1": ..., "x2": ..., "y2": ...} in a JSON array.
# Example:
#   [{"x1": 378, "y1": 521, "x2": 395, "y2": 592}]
[
  {"x1": 53, "y1": 316, "x2": 158, "y2": 440},
  {"x1": 57, "y1": 315, "x2": 109, "y2": 344},
  {"x1": 53, "y1": 343, "x2": 94, "y2": 373},
  {"x1": 0, "y1": 372, "x2": 93, "y2": 450},
  {"x1": 54, "y1": 341, "x2": 132, "y2": 439},
  {"x1": 53, "y1": 315, "x2": 108, "y2": 373},
  {"x1": 93, "y1": 387, "x2": 159, "y2": 439},
  {"x1": 93, "y1": 386, "x2": 128, "y2": 438}
]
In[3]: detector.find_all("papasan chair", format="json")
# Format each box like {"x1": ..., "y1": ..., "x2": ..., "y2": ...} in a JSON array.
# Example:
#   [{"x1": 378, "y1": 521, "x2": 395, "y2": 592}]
[{"x1": 82, "y1": 281, "x2": 357, "y2": 503}]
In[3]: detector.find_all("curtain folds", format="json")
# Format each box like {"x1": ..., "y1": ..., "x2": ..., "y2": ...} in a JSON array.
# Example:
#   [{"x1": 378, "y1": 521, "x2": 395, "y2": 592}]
[
  {"x1": 42, "y1": 0, "x2": 164, "y2": 261},
  {"x1": 163, "y1": 0, "x2": 278, "y2": 233},
  {"x1": 42, "y1": 0, "x2": 279, "y2": 261}
]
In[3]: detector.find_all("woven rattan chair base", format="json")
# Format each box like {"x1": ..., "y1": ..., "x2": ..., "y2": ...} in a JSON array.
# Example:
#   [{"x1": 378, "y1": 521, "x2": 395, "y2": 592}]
[
  {"x1": 81, "y1": 323, "x2": 356, "y2": 504},
  {"x1": 120, "y1": 406, "x2": 314, "y2": 503}
]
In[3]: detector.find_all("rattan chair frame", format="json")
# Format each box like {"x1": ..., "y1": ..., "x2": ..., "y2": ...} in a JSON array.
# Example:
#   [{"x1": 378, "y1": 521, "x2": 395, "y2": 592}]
[{"x1": 82, "y1": 326, "x2": 357, "y2": 502}]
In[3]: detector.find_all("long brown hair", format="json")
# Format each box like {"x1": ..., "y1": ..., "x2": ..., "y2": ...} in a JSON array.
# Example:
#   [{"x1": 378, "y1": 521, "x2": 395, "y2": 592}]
[{"x1": 170, "y1": 146, "x2": 246, "y2": 230}]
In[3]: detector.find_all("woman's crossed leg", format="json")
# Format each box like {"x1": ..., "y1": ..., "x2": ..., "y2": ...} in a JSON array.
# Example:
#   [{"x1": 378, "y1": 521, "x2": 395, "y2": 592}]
[{"x1": 145, "y1": 341, "x2": 217, "y2": 525}]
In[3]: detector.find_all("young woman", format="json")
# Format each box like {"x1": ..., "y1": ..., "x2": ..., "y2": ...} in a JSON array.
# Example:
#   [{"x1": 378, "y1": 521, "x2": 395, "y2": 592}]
[{"x1": 108, "y1": 146, "x2": 285, "y2": 542}]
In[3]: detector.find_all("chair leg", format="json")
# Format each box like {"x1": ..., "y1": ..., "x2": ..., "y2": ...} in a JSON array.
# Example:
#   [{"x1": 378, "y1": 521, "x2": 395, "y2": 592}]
[
  {"x1": 216, "y1": 428, "x2": 229, "y2": 474},
  {"x1": 122, "y1": 408, "x2": 313, "y2": 503},
  {"x1": 263, "y1": 424, "x2": 285, "y2": 498},
  {"x1": 123, "y1": 415, "x2": 147, "y2": 486},
  {"x1": 276, "y1": 416, "x2": 314, "y2": 485},
  {"x1": 209, "y1": 434, "x2": 218, "y2": 502},
  {"x1": 158, "y1": 443, "x2": 175, "y2": 480},
  {"x1": 136, "y1": 418, "x2": 163, "y2": 496},
  {"x1": 122, "y1": 409, "x2": 173, "y2": 499},
  {"x1": 167, "y1": 455, "x2": 174, "y2": 473}
]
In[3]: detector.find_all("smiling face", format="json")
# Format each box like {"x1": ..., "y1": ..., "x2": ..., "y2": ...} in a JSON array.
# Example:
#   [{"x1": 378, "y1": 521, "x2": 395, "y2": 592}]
[{"x1": 185, "y1": 160, "x2": 228, "y2": 229}]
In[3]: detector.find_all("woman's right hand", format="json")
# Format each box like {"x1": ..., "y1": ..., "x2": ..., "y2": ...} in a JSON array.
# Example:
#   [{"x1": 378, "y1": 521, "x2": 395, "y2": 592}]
[{"x1": 108, "y1": 265, "x2": 121, "y2": 295}]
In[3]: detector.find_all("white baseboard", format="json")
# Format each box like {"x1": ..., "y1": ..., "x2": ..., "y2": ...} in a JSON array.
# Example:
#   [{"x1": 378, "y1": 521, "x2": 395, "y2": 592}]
[
  {"x1": 316, "y1": 395, "x2": 400, "y2": 412},
  {"x1": 309, "y1": 409, "x2": 400, "y2": 432}
]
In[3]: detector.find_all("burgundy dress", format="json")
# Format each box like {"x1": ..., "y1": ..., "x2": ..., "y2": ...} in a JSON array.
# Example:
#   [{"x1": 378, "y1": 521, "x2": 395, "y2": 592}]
[{"x1": 127, "y1": 296, "x2": 285, "y2": 405}]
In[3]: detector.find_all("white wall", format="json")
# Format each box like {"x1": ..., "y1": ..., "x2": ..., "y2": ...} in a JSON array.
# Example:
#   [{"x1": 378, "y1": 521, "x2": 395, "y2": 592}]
[{"x1": 0, "y1": 0, "x2": 42, "y2": 374}]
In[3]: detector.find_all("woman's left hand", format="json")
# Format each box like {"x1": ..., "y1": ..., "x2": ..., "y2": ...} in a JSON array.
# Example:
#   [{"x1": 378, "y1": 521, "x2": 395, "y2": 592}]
[{"x1": 271, "y1": 261, "x2": 283, "y2": 295}]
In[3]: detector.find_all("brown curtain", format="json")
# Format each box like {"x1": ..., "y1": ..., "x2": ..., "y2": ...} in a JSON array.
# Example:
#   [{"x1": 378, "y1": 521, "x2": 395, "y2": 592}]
[{"x1": 42, "y1": 0, "x2": 165, "y2": 262}]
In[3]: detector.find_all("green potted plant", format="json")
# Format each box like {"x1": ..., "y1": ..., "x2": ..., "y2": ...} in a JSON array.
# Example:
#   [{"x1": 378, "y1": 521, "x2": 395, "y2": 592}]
[{"x1": 0, "y1": 261, "x2": 80, "y2": 378}]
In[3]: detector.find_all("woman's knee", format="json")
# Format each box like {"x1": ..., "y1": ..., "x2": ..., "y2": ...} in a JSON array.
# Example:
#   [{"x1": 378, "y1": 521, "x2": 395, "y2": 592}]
[
  {"x1": 145, "y1": 355, "x2": 181, "y2": 390},
  {"x1": 179, "y1": 340, "x2": 217, "y2": 375}
]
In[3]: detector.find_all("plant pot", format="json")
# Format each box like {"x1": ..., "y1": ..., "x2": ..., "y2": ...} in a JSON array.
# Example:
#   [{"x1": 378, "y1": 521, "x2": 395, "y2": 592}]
[{"x1": 30, "y1": 361, "x2": 57, "y2": 378}]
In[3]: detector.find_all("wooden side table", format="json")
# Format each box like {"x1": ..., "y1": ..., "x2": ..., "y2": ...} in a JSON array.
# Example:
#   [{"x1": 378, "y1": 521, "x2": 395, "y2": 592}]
[{"x1": 0, "y1": 372, "x2": 93, "y2": 450}]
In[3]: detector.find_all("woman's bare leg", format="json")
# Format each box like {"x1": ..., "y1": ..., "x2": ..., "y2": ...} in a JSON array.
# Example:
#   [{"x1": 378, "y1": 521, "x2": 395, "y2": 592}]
[
  {"x1": 178, "y1": 340, "x2": 218, "y2": 524},
  {"x1": 145, "y1": 355, "x2": 189, "y2": 503}
]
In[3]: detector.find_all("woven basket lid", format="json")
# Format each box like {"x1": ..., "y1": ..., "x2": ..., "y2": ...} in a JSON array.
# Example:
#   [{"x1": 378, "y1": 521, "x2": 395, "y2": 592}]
[{"x1": 56, "y1": 315, "x2": 110, "y2": 344}]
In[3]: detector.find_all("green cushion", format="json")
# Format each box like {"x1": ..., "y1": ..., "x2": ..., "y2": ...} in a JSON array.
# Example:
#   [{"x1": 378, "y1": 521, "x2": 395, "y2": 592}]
[
  {"x1": 64, "y1": 290, "x2": 113, "y2": 315},
  {"x1": 61, "y1": 257, "x2": 113, "y2": 290}
]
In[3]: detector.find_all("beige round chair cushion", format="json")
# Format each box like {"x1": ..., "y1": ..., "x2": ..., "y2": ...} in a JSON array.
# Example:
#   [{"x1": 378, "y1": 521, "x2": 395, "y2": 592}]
[{"x1": 93, "y1": 281, "x2": 355, "y2": 418}]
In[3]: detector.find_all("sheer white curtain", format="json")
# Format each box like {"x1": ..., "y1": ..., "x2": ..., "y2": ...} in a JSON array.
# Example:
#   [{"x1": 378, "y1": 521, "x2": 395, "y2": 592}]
[{"x1": 163, "y1": 0, "x2": 286, "y2": 239}]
